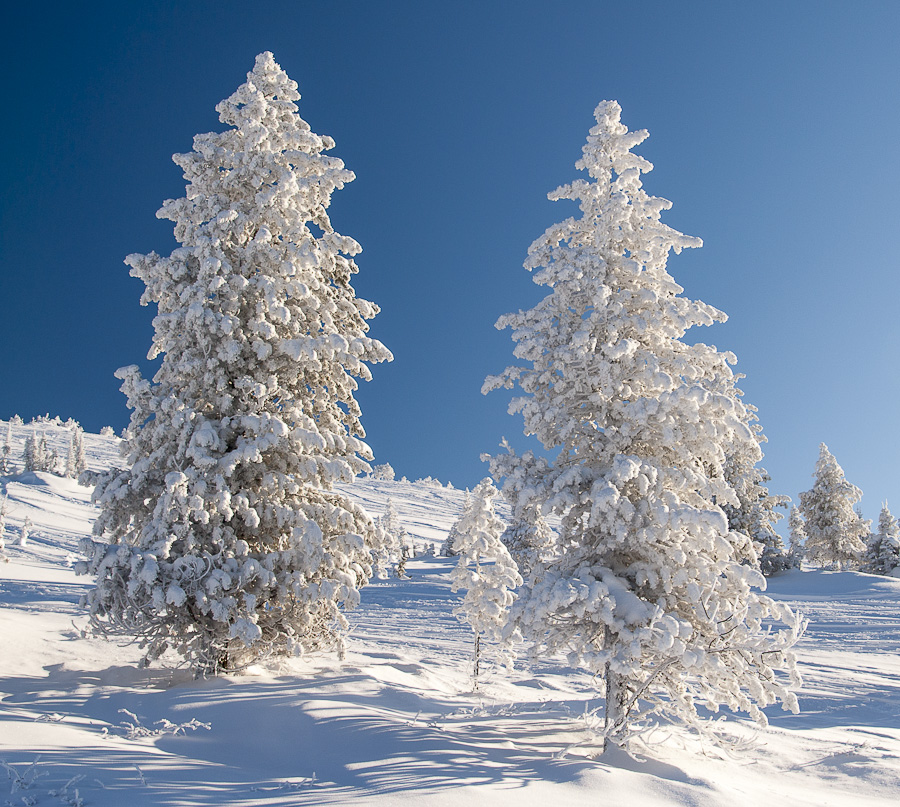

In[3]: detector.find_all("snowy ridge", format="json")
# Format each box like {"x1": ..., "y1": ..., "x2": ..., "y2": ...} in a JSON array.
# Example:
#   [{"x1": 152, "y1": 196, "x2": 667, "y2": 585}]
[{"x1": 2, "y1": 423, "x2": 900, "y2": 805}]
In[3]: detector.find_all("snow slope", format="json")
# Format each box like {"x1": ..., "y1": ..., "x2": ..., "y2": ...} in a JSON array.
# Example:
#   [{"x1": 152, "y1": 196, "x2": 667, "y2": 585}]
[{"x1": 1, "y1": 421, "x2": 899, "y2": 806}]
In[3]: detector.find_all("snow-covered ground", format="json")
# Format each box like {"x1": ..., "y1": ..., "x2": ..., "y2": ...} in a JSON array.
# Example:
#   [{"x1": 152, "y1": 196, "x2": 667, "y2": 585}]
[{"x1": 2, "y1": 420, "x2": 899, "y2": 806}]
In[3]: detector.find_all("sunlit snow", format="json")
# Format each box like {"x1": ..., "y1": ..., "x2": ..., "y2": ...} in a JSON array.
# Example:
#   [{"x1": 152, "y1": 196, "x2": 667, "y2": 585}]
[{"x1": 1, "y1": 419, "x2": 900, "y2": 805}]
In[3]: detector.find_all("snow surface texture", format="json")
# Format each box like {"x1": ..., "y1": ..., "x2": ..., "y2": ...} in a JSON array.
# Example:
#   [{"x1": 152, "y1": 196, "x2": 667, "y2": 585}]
[{"x1": 2, "y1": 420, "x2": 900, "y2": 805}]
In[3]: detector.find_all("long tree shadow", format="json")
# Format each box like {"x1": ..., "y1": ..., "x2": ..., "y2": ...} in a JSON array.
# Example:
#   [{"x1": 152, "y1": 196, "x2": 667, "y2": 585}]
[{"x1": 0, "y1": 656, "x2": 718, "y2": 805}]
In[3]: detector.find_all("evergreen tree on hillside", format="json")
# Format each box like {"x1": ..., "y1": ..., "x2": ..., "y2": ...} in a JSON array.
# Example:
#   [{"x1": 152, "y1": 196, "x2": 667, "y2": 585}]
[
  {"x1": 862, "y1": 503, "x2": 900, "y2": 575},
  {"x1": 78, "y1": 52, "x2": 392, "y2": 673},
  {"x1": 484, "y1": 101, "x2": 802, "y2": 749},
  {"x1": 798, "y1": 444, "x2": 867, "y2": 570},
  {"x1": 787, "y1": 506, "x2": 807, "y2": 566},
  {"x1": 719, "y1": 409, "x2": 793, "y2": 575},
  {"x1": 500, "y1": 503, "x2": 556, "y2": 582},
  {"x1": 450, "y1": 479, "x2": 522, "y2": 689},
  {"x1": 22, "y1": 433, "x2": 36, "y2": 473},
  {"x1": 65, "y1": 424, "x2": 87, "y2": 479},
  {"x1": 441, "y1": 490, "x2": 470, "y2": 557},
  {"x1": 0, "y1": 422, "x2": 13, "y2": 475},
  {"x1": 0, "y1": 495, "x2": 8, "y2": 560}
]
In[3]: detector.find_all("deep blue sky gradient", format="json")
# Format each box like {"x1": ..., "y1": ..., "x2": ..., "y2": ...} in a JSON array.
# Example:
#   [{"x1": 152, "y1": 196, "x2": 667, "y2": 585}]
[{"x1": 3, "y1": 1, "x2": 899, "y2": 524}]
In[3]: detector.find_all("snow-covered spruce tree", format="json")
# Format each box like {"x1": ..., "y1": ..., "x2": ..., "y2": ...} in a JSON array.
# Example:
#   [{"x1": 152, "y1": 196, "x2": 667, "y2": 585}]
[
  {"x1": 0, "y1": 495, "x2": 8, "y2": 560},
  {"x1": 0, "y1": 422, "x2": 13, "y2": 475},
  {"x1": 862, "y1": 503, "x2": 900, "y2": 575},
  {"x1": 719, "y1": 409, "x2": 793, "y2": 576},
  {"x1": 368, "y1": 518, "x2": 392, "y2": 580},
  {"x1": 395, "y1": 527, "x2": 412, "y2": 578},
  {"x1": 65, "y1": 424, "x2": 87, "y2": 479},
  {"x1": 78, "y1": 52, "x2": 392, "y2": 673},
  {"x1": 798, "y1": 444, "x2": 867, "y2": 570},
  {"x1": 500, "y1": 503, "x2": 556, "y2": 582},
  {"x1": 22, "y1": 433, "x2": 36, "y2": 473},
  {"x1": 450, "y1": 479, "x2": 522, "y2": 688},
  {"x1": 440, "y1": 490, "x2": 470, "y2": 557},
  {"x1": 484, "y1": 101, "x2": 803, "y2": 749},
  {"x1": 19, "y1": 516, "x2": 31, "y2": 547},
  {"x1": 787, "y1": 506, "x2": 806, "y2": 566}
]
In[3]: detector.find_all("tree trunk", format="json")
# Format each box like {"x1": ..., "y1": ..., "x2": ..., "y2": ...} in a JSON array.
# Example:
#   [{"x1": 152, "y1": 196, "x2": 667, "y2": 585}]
[
  {"x1": 604, "y1": 627, "x2": 627, "y2": 751},
  {"x1": 473, "y1": 634, "x2": 481, "y2": 690}
]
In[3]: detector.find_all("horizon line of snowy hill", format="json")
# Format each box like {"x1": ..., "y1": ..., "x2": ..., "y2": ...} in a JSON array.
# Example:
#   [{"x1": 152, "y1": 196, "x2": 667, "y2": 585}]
[
  {"x1": 0, "y1": 416, "x2": 485, "y2": 558},
  {"x1": 4, "y1": 415, "x2": 895, "y2": 575}
]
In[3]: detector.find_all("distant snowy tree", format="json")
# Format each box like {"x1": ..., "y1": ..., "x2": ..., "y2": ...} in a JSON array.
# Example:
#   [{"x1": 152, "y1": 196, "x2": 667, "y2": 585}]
[
  {"x1": 719, "y1": 409, "x2": 792, "y2": 575},
  {"x1": 440, "y1": 491, "x2": 470, "y2": 557},
  {"x1": 78, "y1": 52, "x2": 392, "y2": 673},
  {"x1": 22, "y1": 431, "x2": 54, "y2": 474},
  {"x1": 99, "y1": 426, "x2": 115, "y2": 437},
  {"x1": 10, "y1": 415, "x2": 22, "y2": 426},
  {"x1": 0, "y1": 422, "x2": 12, "y2": 475},
  {"x1": 450, "y1": 479, "x2": 522, "y2": 688},
  {"x1": 65, "y1": 424, "x2": 87, "y2": 479},
  {"x1": 787, "y1": 506, "x2": 807, "y2": 566},
  {"x1": 415, "y1": 476, "x2": 444, "y2": 489},
  {"x1": 395, "y1": 527, "x2": 412, "y2": 578},
  {"x1": 369, "y1": 463, "x2": 395, "y2": 481},
  {"x1": 22, "y1": 433, "x2": 36, "y2": 473},
  {"x1": 371, "y1": 498, "x2": 404, "y2": 578},
  {"x1": 862, "y1": 504, "x2": 900, "y2": 575},
  {"x1": 798, "y1": 444, "x2": 867, "y2": 570},
  {"x1": 19, "y1": 516, "x2": 32, "y2": 547},
  {"x1": 0, "y1": 495, "x2": 8, "y2": 560},
  {"x1": 500, "y1": 501, "x2": 556, "y2": 582},
  {"x1": 484, "y1": 101, "x2": 803, "y2": 749}
]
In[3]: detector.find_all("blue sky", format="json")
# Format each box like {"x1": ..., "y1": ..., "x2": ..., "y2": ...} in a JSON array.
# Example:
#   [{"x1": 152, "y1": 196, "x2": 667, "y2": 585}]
[{"x1": 3, "y1": 1, "x2": 899, "y2": 524}]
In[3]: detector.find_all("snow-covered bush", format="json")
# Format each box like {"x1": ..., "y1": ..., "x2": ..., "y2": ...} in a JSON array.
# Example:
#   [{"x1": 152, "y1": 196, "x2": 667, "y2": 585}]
[
  {"x1": 78, "y1": 52, "x2": 392, "y2": 673},
  {"x1": 19, "y1": 516, "x2": 32, "y2": 547},
  {"x1": 484, "y1": 101, "x2": 803, "y2": 749},
  {"x1": 414, "y1": 476, "x2": 444, "y2": 488},
  {"x1": 450, "y1": 479, "x2": 522, "y2": 688},
  {"x1": 798, "y1": 444, "x2": 868, "y2": 570},
  {"x1": 99, "y1": 426, "x2": 116, "y2": 437},
  {"x1": 862, "y1": 503, "x2": 900, "y2": 575}
]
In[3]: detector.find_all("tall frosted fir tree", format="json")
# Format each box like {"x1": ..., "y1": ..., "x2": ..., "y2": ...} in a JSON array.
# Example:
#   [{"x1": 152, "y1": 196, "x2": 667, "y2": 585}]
[
  {"x1": 798, "y1": 444, "x2": 867, "y2": 570},
  {"x1": 484, "y1": 102, "x2": 803, "y2": 749},
  {"x1": 79, "y1": 53, "x2": 392, "y2": 673}
]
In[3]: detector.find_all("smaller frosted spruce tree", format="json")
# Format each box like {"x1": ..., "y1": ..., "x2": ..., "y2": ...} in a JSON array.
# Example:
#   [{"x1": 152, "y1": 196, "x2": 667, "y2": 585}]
[
  {"x1": 79, "y1": 53, "x2": 391, "y2": 673},
  {"x1": 862, "y1": 504, "x2": 900, "y2": 576},
  {"x1": 485, "y1": 101, "x2": 803, "y2": 749},
  {"x1": 450, "y1": 479, "x2": 522, "y2": 688},
  {"x1": 798, "y1": 444, "x2": 867, "y2": 570}
]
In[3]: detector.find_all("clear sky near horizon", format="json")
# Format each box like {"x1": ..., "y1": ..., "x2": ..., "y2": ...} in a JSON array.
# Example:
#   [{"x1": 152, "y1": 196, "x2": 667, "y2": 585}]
[{"x1": 2, "y1": 1, "x2": 899, "y2": 525}]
